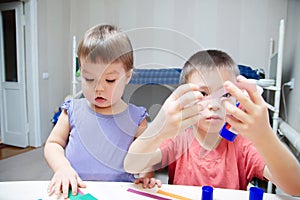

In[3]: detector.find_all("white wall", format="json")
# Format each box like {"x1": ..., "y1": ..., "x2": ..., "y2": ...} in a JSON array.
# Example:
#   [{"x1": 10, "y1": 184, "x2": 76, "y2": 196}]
[
  {"x1": 282, "y1": 0, "x2": 300, "y2": 132},
  {"x1": 38, "y1": 0, "x2": 291, "y2": 143},
  {"x1": 69, "y1": 0, "x2": 287, "y2": 69},
  {"x1": 38, "y1": 0, "x2": 72, "y2": 143}
]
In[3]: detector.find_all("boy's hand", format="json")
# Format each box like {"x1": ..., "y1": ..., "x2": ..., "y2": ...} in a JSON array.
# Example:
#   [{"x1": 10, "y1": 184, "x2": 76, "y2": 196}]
[
  {"x1": 222, "y1": 75, "x2": 273, "y2": 142},
  {"x1": 152, "y1": 83, "x2": 204, "y2": 139},
  {"x1": 125, "y1": 84, "x2": 204, "y2": 174},
  {"x1": 47, "y1": 165, "x2": 86, "y2": 199}
]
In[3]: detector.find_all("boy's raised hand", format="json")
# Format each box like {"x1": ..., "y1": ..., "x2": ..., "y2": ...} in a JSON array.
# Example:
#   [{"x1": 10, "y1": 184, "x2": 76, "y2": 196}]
[
  {"x1": 124, "y1": 83, "x2": 204, "y2": 174},
  {"x1": 151, "y1": 83, "x2": 204, "y2": 139},
  {"x1": 222, "y1": 75, "x2": 273, "y2": 142}
]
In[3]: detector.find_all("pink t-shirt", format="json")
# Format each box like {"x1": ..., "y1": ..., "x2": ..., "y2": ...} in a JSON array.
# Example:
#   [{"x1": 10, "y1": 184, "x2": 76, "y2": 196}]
[{"x1": 160, "y1": 128, "x2": 266, "y2": 190}]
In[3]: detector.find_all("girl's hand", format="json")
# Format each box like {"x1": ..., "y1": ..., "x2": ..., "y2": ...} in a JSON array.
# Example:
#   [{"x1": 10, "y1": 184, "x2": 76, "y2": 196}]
[
  {"x1": 222, "y1": 75, "x2": 272, "y2": 142},
  {"x1": 47, "y1": 165, "x2": 86, "y2": 199},
  {"x1": 134, "y1": 176, "x2": 162, "y2": 188}
]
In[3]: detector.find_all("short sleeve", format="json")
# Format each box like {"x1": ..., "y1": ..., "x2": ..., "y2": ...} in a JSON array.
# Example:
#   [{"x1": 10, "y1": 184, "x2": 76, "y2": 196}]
[
  {"x1": 60, "y1": 99, "x2": 74, "y2": 119},
  {"x1": 128, "y1": 104, "x2": 148, "y2": 126},
  {"x1": 138, "y1": 107, "x2": 148, "y2": 125},
  {"x1": 61, "y1": 99, "x2": 72, "y2": 110}
]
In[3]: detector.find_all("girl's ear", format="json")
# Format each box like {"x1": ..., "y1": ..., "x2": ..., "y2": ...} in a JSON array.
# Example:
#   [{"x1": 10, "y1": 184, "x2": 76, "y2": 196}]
[{"x1": 125, "y1": 69, "x2": 133, "y2": 84}]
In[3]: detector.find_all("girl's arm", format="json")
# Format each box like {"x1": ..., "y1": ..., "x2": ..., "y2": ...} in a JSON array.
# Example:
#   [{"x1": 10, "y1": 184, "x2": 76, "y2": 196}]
[
  {"x1": 223, "y1": 76, "x2": 300, "y2": 196},
  {"x1": 44, "y1": 110, "x2": 71, "y2": 172},
  {"x1": 44, "y1": 110, "x2": 86, "y2": 198}
]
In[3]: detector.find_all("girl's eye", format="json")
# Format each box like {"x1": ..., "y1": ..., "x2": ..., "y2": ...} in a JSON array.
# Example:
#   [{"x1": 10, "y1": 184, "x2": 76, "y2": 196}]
[
  {"x1": 85, "y1": 78, "x2": 94, "y2": 82},
  {"x1": 200, "y1": 91, "x2": 209, "y2": 96},
  {"x1": 222, "y1": 92, "x2": 232, "y2": 98},
  {"x1": 106, "y1": 79, "x2": 116, "y2": 83}
]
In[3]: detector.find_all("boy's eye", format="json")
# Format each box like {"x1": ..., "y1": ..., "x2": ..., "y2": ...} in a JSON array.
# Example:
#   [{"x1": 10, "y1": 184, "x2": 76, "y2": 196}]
[
  {"x1": 106, "y1": 79, "x2": 116, "y2": 83},
  {"x1": 200, "y1": 91, "x2": 209, "y2": 96},
  {"x1": 222, "y1": 92, "x2": 232, "y2": 98}
]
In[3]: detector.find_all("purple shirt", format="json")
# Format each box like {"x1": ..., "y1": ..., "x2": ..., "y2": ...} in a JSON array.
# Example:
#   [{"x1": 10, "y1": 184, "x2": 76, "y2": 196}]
[{"x1": 62, "y1": 98, "x2": 147, "y2": 182}]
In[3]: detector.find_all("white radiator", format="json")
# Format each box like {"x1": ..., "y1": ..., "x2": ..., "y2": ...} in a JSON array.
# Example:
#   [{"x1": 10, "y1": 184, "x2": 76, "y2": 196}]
[{"x1": 278, "y1": 118, "x2": 300, "y2": 155}]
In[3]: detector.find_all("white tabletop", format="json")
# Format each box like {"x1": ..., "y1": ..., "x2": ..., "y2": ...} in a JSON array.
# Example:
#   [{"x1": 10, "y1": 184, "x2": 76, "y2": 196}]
[{"x1": 0, "y1": 181, "x2": 299, "y2": 200}]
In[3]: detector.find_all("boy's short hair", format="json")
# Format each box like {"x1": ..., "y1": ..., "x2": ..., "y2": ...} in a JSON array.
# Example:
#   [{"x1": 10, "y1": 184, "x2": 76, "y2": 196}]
[
  {"x1": 77, "y1": 24, "x2": 133, "y2": 72},
  {"x1": 179, "y1": 50, "x2": 240, "y2": 84}
]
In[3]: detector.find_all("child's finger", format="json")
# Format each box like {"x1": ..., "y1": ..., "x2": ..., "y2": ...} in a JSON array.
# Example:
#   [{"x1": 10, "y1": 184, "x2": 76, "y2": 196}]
[
  {"x1": 174, "y1": 87, "x2": 203, "y2": 110},
  {"x1": 69, "y1": 177, "x2": 78, "y2": 196},
  {"x1": 236, "y1": 75, "x2": 257, "y2": 92},
  {"x1": 134, "y1": 178, "x2": 141, "y2": 184},
  {"x1": 180, "y1": 114, "x2": 201, "y2": 131},
  {"x1": 77, "y1": 177, "x2": 86, "y2": 188},
  {"x1": 142, "y1": 177, "x2": 150, "y2": 188},
  {"x1": 236, "y1": 75, "x2": 264, "y2": 105},
  {"x1": 222, "y1": 101, "x2": 247, "y2": 128},
  {"x1": 180, "y1": 91, "x2": 203, "y2": 108},
  {"x1": 47, "y1": 180, "x2": 55, "y2": 195},
  {"x1": 224, "y1": 81, "x2": 249, "y2": 104},
  {"x1": 54, "y1": 181, "x2": 62, "y2": 196},
  {"x1": 62, "y1": 179, "x2": 69, "y2": 198},
  {"x1": 169, "y1": 83, "x2": 201, "y2": 102},
  {"x1": 148, "y1": 178, "x2": 157, "y2": 188},
  {"x1": 223, "y1": 81, "x2": 256, "y2": 114},
  {"x1": 156, "y1": 179, "x2": 162, "y2": 188},
  {"x1": 181, "y1": 103, "x2": 203, "y2": 120},
  {"x1": 224, "y1": 115, "x2": 246, "y2": 136}
]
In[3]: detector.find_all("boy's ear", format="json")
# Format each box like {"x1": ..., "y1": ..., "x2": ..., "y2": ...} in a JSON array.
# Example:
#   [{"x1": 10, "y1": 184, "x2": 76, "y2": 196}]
[{"x1": 125, "y1": 69, "x2": 133, "y2": 84}]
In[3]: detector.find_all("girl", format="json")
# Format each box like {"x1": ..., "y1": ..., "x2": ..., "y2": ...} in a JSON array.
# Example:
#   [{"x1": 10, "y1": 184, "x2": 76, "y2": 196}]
[{"x1": 44, "y1": 24, "x2": 160, "y2": 198}]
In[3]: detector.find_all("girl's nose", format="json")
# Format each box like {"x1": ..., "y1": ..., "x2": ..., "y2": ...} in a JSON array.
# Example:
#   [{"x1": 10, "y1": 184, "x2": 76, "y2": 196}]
[{"x1": 95, "y1": 79, "x2": 105, "y2": 92}]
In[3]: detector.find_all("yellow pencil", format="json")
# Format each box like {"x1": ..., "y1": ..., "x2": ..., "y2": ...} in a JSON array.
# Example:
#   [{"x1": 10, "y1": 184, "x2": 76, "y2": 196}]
[{"x1": 157, "y1": 189, "x2": 192, "y2": 200}]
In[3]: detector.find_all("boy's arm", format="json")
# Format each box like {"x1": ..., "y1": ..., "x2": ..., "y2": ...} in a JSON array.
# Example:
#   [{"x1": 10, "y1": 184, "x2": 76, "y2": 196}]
[
  {"x1": 124, "y1": 84, "x2": 204, "y2": 174},
  {"x1": 223, "y1": 76, "x2": 300, "y2": 196},
  {"x1": 124, "y1": 122, "x2": 166, "y2": 174},
  {"x1": 259, "y1": 133, "x2": 300, "y2": 196},
  {"x1": 129, "y1": 117, "x2": 163, "y2": 174}
]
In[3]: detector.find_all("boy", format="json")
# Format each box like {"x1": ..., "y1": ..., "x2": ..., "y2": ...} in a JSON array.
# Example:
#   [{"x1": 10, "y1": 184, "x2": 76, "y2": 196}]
[{"x1": 124, "y1": 50, "x2": 300, "y2": 195}]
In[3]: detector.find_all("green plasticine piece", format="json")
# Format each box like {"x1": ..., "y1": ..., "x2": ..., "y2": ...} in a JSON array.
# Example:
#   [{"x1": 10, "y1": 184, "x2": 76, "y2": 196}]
[
  {"x1": 68, "y1": 189, "x2": 83, "y2": 199},
  {"x1": 77, "y1": 193, "x2": 97, "y2": 200},
  {"x1": 70, "y1": 193, "x2": 97, "y2": 200}
]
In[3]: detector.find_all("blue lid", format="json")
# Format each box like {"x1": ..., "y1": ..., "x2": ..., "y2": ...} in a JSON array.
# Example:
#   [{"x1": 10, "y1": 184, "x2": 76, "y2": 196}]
[
  {"x1": 249, "y1": 187, "x2": 264, "y2": 200},
  {"x1": 220, "y1": 102, "x2": 240, "y2": 142},
  {"x1": 219, "y1": 124, "x2": 237, "y2": 142},
  {"x1": 201, "y1": 186, "x2": 213, "y2": 200}
]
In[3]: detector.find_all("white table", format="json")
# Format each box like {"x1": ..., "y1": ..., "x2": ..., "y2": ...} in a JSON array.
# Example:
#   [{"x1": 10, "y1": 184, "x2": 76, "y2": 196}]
[{"x1": 0, "y1": 181, "x2": 299, "y2": 200}]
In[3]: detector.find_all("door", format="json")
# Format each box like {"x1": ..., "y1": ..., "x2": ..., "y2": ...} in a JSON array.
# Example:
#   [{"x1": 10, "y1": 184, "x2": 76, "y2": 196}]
[{"x1": 0, "y1": 2, "x2": 29, "y2": 147}]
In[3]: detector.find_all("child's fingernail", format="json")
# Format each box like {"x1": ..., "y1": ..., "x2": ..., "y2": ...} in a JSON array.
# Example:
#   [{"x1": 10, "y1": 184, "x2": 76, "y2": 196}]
[{"x1": 223, "y1": 81, "x2": 231, "y2": 87}]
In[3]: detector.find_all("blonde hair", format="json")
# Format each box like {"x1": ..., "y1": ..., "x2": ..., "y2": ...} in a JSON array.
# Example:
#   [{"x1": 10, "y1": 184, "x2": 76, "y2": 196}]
[
  {"x1": 179, "y1": 50, "x2": 240, "y2": 84},
  {"x1": 77, "y1": 24, "x2": 133, "y2": 72}
]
